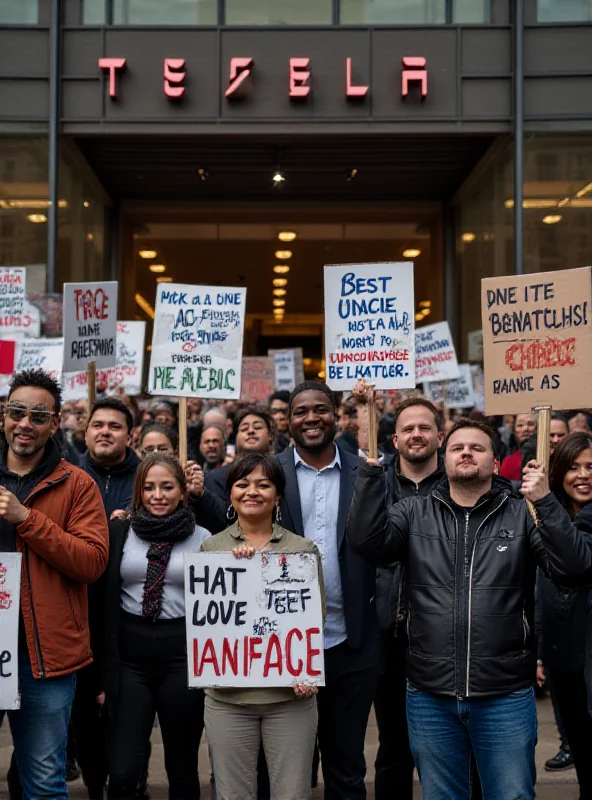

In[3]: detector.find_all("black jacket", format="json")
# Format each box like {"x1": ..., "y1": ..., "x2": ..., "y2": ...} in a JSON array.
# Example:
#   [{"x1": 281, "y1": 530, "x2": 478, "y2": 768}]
[
  {"x1": 348, "y1": 462, "x2": 592, "y2": 698},
  {"x1": 189, "y1": 464, "x2": 230, "y2": 534},
  {"x1": 80, "y1": 447, "x2": 140, "y2": 520}
]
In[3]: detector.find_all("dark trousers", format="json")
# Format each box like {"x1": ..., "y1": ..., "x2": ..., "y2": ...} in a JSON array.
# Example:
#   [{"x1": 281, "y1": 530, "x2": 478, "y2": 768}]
[
  {"x1": 317, "y1": 639, "x2": 378, "y2": 800},
  {"x1": 70, "y1": 665, "x2": 108, "y2": 797},
  {"x1": 374, "y1": 630, "x2": 414, "y2": 800},
  {"x1": 549, "y1": 668, "x2": 592, "y2": 798},
  {"x1": 107, "y1": 612, "x2": 204, "y2": 800}
]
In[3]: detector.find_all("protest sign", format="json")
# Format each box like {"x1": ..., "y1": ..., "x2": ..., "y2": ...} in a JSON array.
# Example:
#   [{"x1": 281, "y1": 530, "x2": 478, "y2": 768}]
[
  {"x1": 184, "y1": 551, "x2": 325, "y2": 688},
  {"x1": 148, "y1": 283, "x2": 246, "y2": 399},
  {"x1": 324, "y1": 263, "x2": 415, "y2": 391},
  {"x1": 17, "y1": 338, "x2": 64, "y2": 384},
  {"x1": 269, "y1": 348, "x2": 305, "y2": 391},
  {"x1": 0, "y1": 268, "x2": 31, "y2": 336},
  {"x1": 0, "y1": 553, "x2": 22, "y2": 710},
  {"x1": 468, "y1": 329, "x2": 484, "y2": 363},
  {"x1": 415, "y1": 321, "x2": 460, "y2": 383},
  {"x1": 481, "y1": 267, "x2": 592, "y2": 414},
  {"x1": 62, "y1": 282, "x2": 118, "y2": 373},
  {"x1": 470, "y1": 364, "x2": 486, "y2": 412},
  {"x1": 423, "y1": 363, "x2": 476, "y2": 409},
  {"x1": 241, "y1": 357, "x2": 275, "y2": 403}
]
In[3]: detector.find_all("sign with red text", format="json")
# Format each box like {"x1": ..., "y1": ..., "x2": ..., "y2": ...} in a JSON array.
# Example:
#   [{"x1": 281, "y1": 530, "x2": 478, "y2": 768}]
[
  {"x1": 324, "y1": 262, "x2": 415, "y2": 390},
  {"x1": 423, "y1": 363, "x2": 476, "y2": 409},
  {"x1": 240, "y1": 357, "x2": 275, "y2": 403},
  {"x1": 0, "y1": 268, "x2": 28, "y2": 335},
  {"x1": 62, "y1": 282, "x2": 118, "y2": 372},
  {"x1": 184, "y1": 552, "x2": 324, "y2": 688},
  {"x1": 17, "y1": 338, "x2": 64, "y2": 384},
  {"x1": 481, "y1": 267, "x2": 592, "y2": 414},
  {"x1": 149, "y1": 283, "x2": 246, "y2": 399},
  {"x1": 415, "y1": 321, "x2": 460, "y2": 383},
  {"x1": 0, "y1": 554, "x2": 22, "y2": 710}
]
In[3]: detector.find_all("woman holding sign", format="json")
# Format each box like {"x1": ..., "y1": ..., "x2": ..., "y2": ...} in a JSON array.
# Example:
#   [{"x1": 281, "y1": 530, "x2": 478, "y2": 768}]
[
  {"x1": 102, "y1": 453, "x2": 209, "y2": 800},
  {"x1": 201, "y1": 452, "x2": 324, "y2": 800}
]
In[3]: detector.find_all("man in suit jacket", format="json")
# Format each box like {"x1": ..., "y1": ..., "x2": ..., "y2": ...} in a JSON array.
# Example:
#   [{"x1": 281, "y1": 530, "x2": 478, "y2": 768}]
[{"x1": 275, "y1": 381, "x2": 378, "y2": 800}]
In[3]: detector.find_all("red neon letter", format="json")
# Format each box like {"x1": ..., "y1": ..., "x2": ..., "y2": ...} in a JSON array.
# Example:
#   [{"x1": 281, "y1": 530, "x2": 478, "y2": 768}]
[
  {"x1": 225, "y1": 57, "x2": 254, "y2": 98},
  {"x1": 401, "y1": 57, "x2": 428, "y2": 99},
  {"x1": 289, "y1": 58, "x2": 310, "y2": 99},
  {"x1": 164, "y1": 58, "x2": 186, "y2": 98},
  {"x1": 306, "y1": 628, "x2": 322, "y2": 676},
  {"x1": 346, "y1": 58, "x2": 368, "y2": 98},
  {"x1": 98, "y1": 57, "x2": 126, "y2": 99},
  {"x1": 285, "y1": 629, "x2": 304, "y2": 676}
]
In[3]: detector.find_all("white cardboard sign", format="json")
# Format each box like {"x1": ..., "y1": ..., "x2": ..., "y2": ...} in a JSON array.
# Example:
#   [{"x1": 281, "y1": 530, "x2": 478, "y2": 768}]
[
  {"x1": 62, "y1": 282, "x2": 118, "y2": 372},
  {"x1": 0, "y1": 553, "x2": 22, "y2": 710},
  {"x1": 423, "y1": 363, "x2": 476, "y2": 409},
  {"x1": 16, "y1": 338, "x2": 64, "y2": 384},
  {"x1": 0, "y1": 268, "x2": 29, "y2": 336},
  {"x1": 415, "y1": 321, "x2": 461, "y2": 383},
  {"x1": 149, "y1": 283, "x2": 246, "y2": 399},
  {"x1": 324, "y1": 262, "x2": 415, "y2": 390},
  {"x1": 184, "y1": 552, "x2": 325, "y2": 688}
]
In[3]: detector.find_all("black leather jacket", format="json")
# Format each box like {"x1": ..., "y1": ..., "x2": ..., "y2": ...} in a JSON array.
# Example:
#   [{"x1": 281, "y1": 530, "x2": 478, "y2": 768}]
[{"x1": 348, "y1": 462, "x2": 592, "y2": 698}]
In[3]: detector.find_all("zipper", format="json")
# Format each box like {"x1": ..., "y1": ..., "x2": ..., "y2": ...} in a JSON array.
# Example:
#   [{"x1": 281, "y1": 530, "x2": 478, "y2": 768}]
[
  {"x1": 105, "y1": 473, "x2": 111, "y2": 499},
  {"x1": 465, "y1": 495, "x2": 509, "y2": 697},
  {"x1": 24, "y1": 546, "x2": 45, "y2": 678},
  {"x1": 522, "y1": 605, "x2": 530, "y2": 654},
  {"x1": 434, "y1": 494, "x2": 461, "y2": 697}
]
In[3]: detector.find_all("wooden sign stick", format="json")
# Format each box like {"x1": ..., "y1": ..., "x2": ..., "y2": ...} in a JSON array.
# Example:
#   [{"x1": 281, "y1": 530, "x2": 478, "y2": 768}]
[
  {"x1": 178, "y1": 396, "x2": 188, "y2": 468},
  {"x1": 526, "y1": 405, "x2": 552, "y2": 522},
  {"x1": 87, "y1": 361, "x2": 97, "y2": 409},
  {"x1": 367, "y1": 393, "x2": 378, "y2": 460}
]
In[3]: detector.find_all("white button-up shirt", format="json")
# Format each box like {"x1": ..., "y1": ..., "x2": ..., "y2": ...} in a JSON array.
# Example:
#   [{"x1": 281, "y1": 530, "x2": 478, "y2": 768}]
[{"x1": 294, "y1": 446, "x2": 347, "y2": 649}]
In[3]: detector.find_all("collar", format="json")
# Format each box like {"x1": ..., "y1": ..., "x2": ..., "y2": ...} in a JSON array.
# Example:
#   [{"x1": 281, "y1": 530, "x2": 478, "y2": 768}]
[
  {"x1": 294, "y1": 444, "x2": 341, "y2": 472},
  {"x1": 228, "y1": 522, "x2": 284, "y2": 542}
]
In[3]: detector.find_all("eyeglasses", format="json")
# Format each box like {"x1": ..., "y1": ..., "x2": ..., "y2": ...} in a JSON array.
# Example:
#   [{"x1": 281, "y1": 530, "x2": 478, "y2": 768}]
[
  {"x1": 141, "y1": 445, "x2": 173, "y2": 457},
  {"x1": 5, "y1": 402, "x2": 54, "y2": 426}
]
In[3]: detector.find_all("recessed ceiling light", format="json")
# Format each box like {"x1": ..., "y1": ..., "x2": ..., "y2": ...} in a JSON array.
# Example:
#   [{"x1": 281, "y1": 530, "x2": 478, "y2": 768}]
[
  {"x1": 273, "y1": 278, "x2": 288, "y2": 287},
  {"x1": 157, "y1": 276, "x2": 174, "y2": 283},
  {"x1": 278, "y1": 231, "x2": 296, "y2": 242},
  {"x1": 149, "y1": 264, "x2": 166, "y2": 273},
  {"x1": 275, "y1": 250, "x2": 292, "y2": 260},
  {"x1": 461, "y1": 233, "x2": 476, "y2": 243},
  {"x1": 27, "y1": 213, "x2": 47, "y2": 223},
  {"x1": 542, "y1": 214, "x2": 562, "y2": 225},
  {"x1": 273, "y1": 171, "x2": 286, "y2": 184},
  {"x1": 274, "y1": 265, "x2": 290, "y2": 274},
  {"x1": 273, "y1": 299, "x2": 286, "y2": 307},
  {"x1": 403, "y1": 248, "x2": 421, "y2": 258},
  {"x1": 419, "y1": 300, "x2": 431, "y2": 308},
  {"x1": 273, "y1": 288, "x2": 287, "y2": 297},
  {"x1": 415, "y1": 313, "x2": 423, "y2": 322},
  {"x1": 83, "y1": 201, "x2": 90, "y2": 208},
  {"x1": 139, "y1": 250, "x2": 157, "y2": 259}
]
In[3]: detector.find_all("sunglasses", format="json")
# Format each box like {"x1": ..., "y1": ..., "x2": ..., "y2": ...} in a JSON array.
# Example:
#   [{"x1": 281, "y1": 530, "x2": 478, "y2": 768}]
[{"x1": 5, "y1": 403, "x2": 54, "y2": 426}]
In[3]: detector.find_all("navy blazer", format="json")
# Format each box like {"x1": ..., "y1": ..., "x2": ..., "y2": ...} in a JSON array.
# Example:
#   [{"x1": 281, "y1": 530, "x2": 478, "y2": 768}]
[{"x1": 276, "y1": 445, "x2": 377, "y2": 651}]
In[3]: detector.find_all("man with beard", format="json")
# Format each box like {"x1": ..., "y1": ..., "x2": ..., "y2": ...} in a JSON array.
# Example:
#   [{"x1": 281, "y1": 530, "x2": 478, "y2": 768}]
[
  {"x1": 199, "y1": 425, "x2": 227, "y2": 472},
  {"x1": 348, "y1": 418, "x2": 592, "y2": 799},
  {"x1": 275, "y1": 382, "x2": 377, "y2": 800},
  {"x1": 374, "y1": 398, "x2": 444, "y2": 800}
]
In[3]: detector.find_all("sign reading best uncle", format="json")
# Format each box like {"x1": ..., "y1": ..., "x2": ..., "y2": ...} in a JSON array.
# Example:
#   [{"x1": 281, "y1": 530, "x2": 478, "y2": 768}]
[
  {"x1": 184, "y1": 552, "x2": 325, "y2": 688},
  {"x1": 148, "y1": 283, "x2": 246, "y2": 399},
  {"x1": 324, "y1": 263, "x2": 415, "y2": 390},
  {"x1": 481, "y1": 267, "x2": 592, "y2": 414}
]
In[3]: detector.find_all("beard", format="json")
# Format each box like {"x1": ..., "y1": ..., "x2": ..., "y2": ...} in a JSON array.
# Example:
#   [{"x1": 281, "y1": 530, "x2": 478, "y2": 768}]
[
  {"x1": 449, "y1": 463, "x2": 481, "y2": 483},
  {"x1": 9, "y1": 437, "x2": 43, "y2": 458},
  {"x1": 399, "y1": 440, "x2": 438, "y2": 464}
]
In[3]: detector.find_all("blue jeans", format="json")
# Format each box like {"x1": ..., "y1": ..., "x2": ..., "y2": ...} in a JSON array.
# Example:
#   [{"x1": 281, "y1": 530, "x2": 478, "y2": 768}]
[
  {"x1": 406, "y1": 683, "x2": 537, "y2": 800},
  {"x1": 0, "y1": 653, "x2": 76, "y2": 800}
]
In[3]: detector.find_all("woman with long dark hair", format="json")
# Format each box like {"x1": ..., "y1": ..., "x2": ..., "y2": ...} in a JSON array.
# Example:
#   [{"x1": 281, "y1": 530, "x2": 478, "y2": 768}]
[
  {"x1": 103, "y1": 453, "x2": 209, "y2": 799},
  {"x1": 538, "y1": 432, "x2": 592, "y2": 798}
]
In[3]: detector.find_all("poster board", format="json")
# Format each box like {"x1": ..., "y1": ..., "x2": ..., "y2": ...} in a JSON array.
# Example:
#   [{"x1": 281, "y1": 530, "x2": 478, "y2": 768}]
[
  {"x1": 468, "y1": 329, "x2": 484, "y2": 363},
  {"x1": 62, "y1": 281, "x2": 118, "y2": 373},
  {"x1": 184, "y1": 551, "x2": 325, "y2": 688},
  {"x1": 16, "y1": 338, "x2": 64, "y2": 384},
  {"x1": 481, "y1": 267, "x2": 592, "y2": 414},
  {"x1": 324, "y1": 262, "x2": 415, "y2": 390},
  {"x1": 470, "y1": 364, "x2": 486, "y2": 412},
  {"x1": 148, "y1": 283, "x2": 246, "y2": 399},
  {"x1": 423, "y1": 364, "x2": 476, "y2": 409},
  {"x1": 0, "y1": 553, "x2": 22, "y2": 710},
  {"x1": 269, "y1": 348, "x2": 305, "y2": 392},
  {"x1": 240, "y1": 357, "x2": 275, "y2": 403},
  {"x1": 415, "y1": 321, "x2": 460, "y2": 383},
  {"x1": 0, "y1": 268, "x2": 29, "y2": 336}
]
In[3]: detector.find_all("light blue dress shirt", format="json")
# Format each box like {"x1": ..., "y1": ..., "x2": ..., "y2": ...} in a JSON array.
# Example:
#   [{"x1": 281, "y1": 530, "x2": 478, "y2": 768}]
[{"x1": 294, "y1": 446, "x2": 347, "y2": 649}]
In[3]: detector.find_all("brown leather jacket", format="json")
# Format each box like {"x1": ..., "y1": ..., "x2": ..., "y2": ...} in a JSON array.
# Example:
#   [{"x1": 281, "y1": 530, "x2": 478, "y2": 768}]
[{"x1": 15, "y1": 459, "x2": 109, "y2": 679}]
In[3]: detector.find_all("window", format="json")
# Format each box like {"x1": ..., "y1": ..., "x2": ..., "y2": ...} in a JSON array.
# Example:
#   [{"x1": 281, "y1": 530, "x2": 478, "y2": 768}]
[
  {"x1": 83, "y1": 0, "x2": 106, "y2": 24},
  {"x1": 340, "y1": 0, "x2": 445, "y2": 24},
  {"x1": 454, "y1": 0, "x2": 488, "y2": 23},
  {"x1": 113, "y1": 0, "x2": 217, "y2": 25},
  {"x1": 538, "y1": 0, "x2": 592, "y2": 21},
  {"x1": 0, "y1": 0, "x2": 38, "y2": 23},
  {"x1": 225, "y1": 0, "x2": 332, "y2": 25}
]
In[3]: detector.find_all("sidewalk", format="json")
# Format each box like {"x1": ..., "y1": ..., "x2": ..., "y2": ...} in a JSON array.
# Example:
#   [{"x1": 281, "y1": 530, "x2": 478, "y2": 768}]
[{"x1": 0, "y1": 695, "x2": 580, "y2": 798}]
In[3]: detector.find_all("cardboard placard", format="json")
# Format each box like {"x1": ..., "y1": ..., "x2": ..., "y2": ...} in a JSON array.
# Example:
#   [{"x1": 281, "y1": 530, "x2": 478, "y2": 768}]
[
  {"x1": 324, "y1": 262, "x2": 415, "y2": 390},
  {"x1": 62, "y1": 282, "x2": 118, "y2": 373},
  {"x1": 240, "y1": 356, "x2": 275, "y2": 403},
  {"x1": 0, "y1": 268, "x2": 31, "y2": 336},
  {"x1": 415, "y1": 321, "x2": 461, "y2": 383},
  {"x1": 481, "y1": 267, "x2": 592, "y2": 414},
  {"x1": 423, "y1": 363, "x2": 476, "y2": 409},
  {"x1": 269, "y1": 348, "x2": 305, "y2": 392},
  {"x1": 468, "y1": 329, "x2": 484, "y2": 363},
  {"x1": 148, "y1": 283, "x2": 246, "y2": 399},
  {"x1": 17, "y1": 338, "x2": 64, "y2": 384},
  {"x1": 470, "y1": 364, "x2": 486, "y2": 412},
  {"x1": 184, "y1": 552, "x2": 325, "y2": 688},
  {"x1": 0, "y1": 553, "x2": 22, "y2": 710}
]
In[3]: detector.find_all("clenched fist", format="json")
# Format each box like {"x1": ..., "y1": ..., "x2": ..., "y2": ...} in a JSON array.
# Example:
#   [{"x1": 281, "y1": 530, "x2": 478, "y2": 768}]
[
  {"x1": 184, "y1": 460, "x2": 204, "y2": 497},
  {"x1": 0, "y1": 486, "x2": 29, "y2": 524},
  {"x1": 520, "y1": 460, "x2": 550, "y2": 504}
]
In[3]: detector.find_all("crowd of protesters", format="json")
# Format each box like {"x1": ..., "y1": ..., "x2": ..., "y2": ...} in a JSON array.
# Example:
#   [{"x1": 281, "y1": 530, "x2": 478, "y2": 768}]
[{"x1": 1, "y1": 368, "x2": 592, "y2": 799}]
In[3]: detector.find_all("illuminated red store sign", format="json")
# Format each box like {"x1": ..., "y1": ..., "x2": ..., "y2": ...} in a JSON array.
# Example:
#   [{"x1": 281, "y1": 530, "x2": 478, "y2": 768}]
[{"x1": 98, "y1": 56, "x2": 428, "y2": 101}]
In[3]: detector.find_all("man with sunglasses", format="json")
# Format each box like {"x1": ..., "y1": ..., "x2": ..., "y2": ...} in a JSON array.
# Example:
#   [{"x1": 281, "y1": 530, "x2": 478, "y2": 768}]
[{"x1": 0, "y1": 369, "x2": 109, "y2": 800}]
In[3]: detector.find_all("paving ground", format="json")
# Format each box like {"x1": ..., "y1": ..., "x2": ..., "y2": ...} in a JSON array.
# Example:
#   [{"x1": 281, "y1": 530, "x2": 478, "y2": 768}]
[{"x1": 0, "y1": 694, "x2": 580, "y2": 798}]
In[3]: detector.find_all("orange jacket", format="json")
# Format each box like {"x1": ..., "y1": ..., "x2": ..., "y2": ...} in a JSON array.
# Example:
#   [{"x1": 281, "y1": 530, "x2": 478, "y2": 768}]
[{"x1": 15, "y1": 459, "x2": 109, "y2": 679}]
